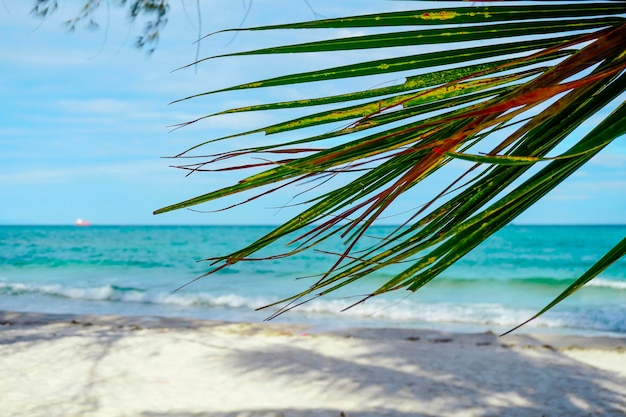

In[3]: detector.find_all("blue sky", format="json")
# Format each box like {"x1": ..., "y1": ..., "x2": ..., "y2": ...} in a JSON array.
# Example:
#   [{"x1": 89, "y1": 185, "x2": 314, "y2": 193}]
[{"x1": 1, "y1": 1, "x2": 625, "y2": 225}]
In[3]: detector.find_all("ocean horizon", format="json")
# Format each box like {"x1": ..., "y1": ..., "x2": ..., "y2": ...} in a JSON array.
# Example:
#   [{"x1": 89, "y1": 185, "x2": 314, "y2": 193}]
[{"x1": 1, "y1": 224, "x2": 624, "y2": 336}]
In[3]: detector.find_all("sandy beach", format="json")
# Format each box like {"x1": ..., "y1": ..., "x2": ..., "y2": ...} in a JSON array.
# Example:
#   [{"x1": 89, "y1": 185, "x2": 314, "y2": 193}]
[{"x1": 1, "y1": 311, "x2": 625, "y2": 417}]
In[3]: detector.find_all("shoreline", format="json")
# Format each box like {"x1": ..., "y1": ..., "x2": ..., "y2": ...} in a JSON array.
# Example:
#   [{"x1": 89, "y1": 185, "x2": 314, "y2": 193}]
[
  {"x1": 2, "y1": 310, "x2": 626, "y2": 416},
  {"x1": 2, "y1": 309, "x2": 626, "y2": 347},
  {"x1": 3, "y1": 301, "x2": 625, "y2": 339}
]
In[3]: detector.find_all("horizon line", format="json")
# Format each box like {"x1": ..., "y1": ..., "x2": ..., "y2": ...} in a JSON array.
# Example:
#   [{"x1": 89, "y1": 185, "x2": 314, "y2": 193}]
[{"x1": 1, "y1": 223, "x2": 625, "y2": 227}]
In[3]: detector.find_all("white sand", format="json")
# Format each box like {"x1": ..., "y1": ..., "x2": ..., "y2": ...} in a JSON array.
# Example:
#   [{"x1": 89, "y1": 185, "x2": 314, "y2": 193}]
[{"x1": 1, "y1": 311, "x2": 625, "y2": 417}]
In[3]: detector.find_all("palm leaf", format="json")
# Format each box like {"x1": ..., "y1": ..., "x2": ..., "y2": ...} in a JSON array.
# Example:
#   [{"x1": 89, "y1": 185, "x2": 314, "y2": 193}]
[{"x1": 156, "y1": 1, "x2": 626, "y2": 332}]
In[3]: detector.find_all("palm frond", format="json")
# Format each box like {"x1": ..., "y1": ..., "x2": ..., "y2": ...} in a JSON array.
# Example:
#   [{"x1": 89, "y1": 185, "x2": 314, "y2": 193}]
[{"x1": 156, "y1": 1, "x2": 626, "y2": 331}]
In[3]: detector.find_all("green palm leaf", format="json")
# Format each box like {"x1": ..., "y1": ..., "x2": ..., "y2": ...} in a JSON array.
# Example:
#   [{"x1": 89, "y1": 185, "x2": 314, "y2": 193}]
[{"x1": 156, "y1": 1, "x2": 626, "y2": 332}]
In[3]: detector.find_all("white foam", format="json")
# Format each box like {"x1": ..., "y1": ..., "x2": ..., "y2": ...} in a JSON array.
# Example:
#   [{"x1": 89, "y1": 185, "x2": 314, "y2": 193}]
[
  {"x1": 584, "y1": 278, "x2": 626, "y2": 290},
  {"x1": 146, "y1": 291, "x2": 268, "y2": 310},
  {"x1": 2, "y1": 281, "x2": 624, "y2": 333},
  {"x1": 286, "y1": 297, "x2": 626, "y2": 333}
]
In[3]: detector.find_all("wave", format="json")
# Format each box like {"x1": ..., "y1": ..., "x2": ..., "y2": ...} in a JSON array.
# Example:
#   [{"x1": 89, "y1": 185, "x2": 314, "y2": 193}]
[
  {"x1": 584, "y1": 278, "x2": 626, "y2": 290},
  {"x1": 0, "y1": 281, "x2": 267, "y2": 310},
  {"x1": 291, "y1": 297, "x2": 626, "y2": 333},
  {"x1": 432, "y1": 275, "x2": 626, "y2": 290},
  {"x1": 0, "y1": 282, "x2": 146, "y2": 301},
  {"x1": 1, "y1": 281, "x2": 624, "y2": 334}
]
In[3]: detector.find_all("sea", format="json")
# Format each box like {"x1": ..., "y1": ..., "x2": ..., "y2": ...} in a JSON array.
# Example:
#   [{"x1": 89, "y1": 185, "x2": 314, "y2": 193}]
[{"x1": 1, "y1": 225, "x2": 624, "y2": 336}]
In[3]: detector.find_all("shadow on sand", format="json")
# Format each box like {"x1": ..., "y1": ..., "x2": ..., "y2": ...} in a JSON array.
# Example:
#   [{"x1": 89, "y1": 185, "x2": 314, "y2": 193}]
[{"x1": 2, "y1": 311, "x2": 625, "y2": 417}]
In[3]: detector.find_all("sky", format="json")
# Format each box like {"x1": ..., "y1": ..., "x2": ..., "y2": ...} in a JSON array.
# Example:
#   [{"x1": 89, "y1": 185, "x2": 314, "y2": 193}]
[{"x1": 1, "y1": 0, "x2": 625, "y2": 225}]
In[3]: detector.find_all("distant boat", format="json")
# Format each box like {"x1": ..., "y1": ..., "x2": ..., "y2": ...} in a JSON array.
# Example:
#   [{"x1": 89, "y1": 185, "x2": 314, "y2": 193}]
[{"x1": 75, "y1": 218, "x2": 91, "y2": 227}]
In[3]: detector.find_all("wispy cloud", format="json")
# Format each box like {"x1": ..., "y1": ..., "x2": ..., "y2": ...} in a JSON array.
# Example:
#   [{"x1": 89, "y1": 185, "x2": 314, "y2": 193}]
[{"x1": 590, "y1": 153, "x2": 626, "y2": 168}]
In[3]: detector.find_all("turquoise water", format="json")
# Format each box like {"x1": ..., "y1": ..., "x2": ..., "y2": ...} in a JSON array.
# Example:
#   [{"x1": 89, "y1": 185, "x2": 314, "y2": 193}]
[{"x1": 0, "y1": 225, "x2": 624, "y2": 335}]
